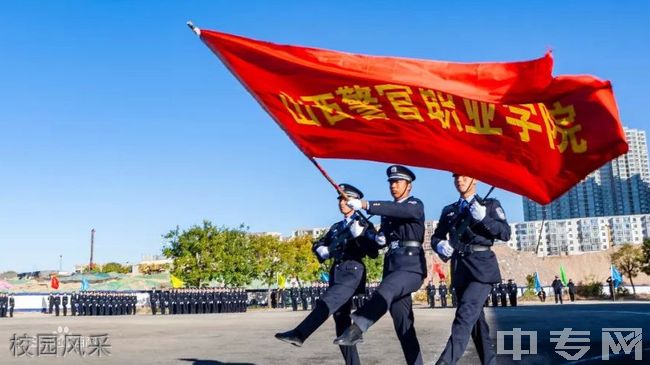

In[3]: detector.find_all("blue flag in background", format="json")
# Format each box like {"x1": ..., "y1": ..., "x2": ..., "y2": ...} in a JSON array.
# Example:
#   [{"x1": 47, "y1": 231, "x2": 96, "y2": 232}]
[
  {"x1": 320, "y1": 272, "x2": 330, "y2": 282},
  {"x1": 534, "y1": 272, "x2": 543, "y2": 293},
  {"x1": 81, "y1": 277, "x2": 89, "y2": 291},
  {"x1": 611, "y1": 265, "x2": 623, "y2": 288}
]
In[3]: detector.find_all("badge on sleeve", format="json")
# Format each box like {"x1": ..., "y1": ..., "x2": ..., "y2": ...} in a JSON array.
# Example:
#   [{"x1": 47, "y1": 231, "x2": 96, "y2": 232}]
[{"x1": 496, "y1": 207, "x2": 506, "y2": 220}]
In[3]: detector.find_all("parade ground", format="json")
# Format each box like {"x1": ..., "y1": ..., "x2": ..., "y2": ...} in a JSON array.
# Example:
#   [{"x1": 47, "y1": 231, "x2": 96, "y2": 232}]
[{"x1": 1, "y1": 302, "x2": 649, "y2": 365}]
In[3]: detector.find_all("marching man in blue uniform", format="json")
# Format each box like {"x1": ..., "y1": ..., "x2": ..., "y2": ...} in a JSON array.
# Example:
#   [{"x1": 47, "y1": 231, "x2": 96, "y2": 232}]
[
  {"x1": 275, "y1": 183, "x2": 378, "y2": 365},
  {"x1": 431, "y1": 174, "x2": 511, "y2": 365},
  {"x1": 334, "y1": 165, "x2": 426, "y2": 365}
]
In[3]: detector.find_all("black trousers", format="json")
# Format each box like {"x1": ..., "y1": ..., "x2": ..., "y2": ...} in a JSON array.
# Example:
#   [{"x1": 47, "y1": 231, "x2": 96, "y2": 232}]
[
  {"x1": 295, "y1": 292, "x2": 361, "y2": 365},
  {"x1": 554, "y1": 291, "x2": 563, "y2": 304},
  {"x1": 438, "y1": 281, "x2": 494, "y2": 365},
  {"x1": 351, "y1": 270, "x2": 424, "y2": 365},
  {"x1": 569, "y1": 292, "x2": 575, "y2": 302},
  {"x1": 295, "y1": 260, "x2": 364, "y2": 365},
  {"x1": 509, "y1": 294, "x2": 517, "y2": 307}
]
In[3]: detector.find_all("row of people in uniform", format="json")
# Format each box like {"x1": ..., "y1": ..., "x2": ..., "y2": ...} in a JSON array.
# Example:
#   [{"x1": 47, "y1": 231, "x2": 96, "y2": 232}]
[
  {"x1": 269, "y1": 283, "x2": 379, "y2": 311},
  {"x1": 1, "y1": 293, "x2": 16, "y2": 318},
  {"x1": 274, "y1": 165, "x2": 512, "y2": 365},
  {"x1": 485, "y1": 279, "x2": 518, "y2": 307},
  {"x1": 46, "y1": 292, "x2": 138, "y2": 316},
  {"x1": 425, "y1": 282, "x2": 458, "y2": 308},
  {"x1": 270, "y1": 284, "x2": 325, "y2": 311},
  {"x1": 149, "y1": 288, "x2": 247, "y2": 315}
]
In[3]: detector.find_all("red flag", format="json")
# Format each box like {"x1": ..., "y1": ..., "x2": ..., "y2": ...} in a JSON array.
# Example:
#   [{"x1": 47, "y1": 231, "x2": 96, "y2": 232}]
[
  {"x1": 197, "y1": 29, "x2": 627, "y2": 204},
  {"x1": 433, "y1": 263, "x2": 446, "y2": 280},
  {"x1": 50, "y1": 275, "x2": 59, "y2": 289}
]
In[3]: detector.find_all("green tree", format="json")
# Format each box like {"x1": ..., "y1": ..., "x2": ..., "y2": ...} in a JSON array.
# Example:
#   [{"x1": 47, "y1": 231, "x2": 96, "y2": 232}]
[
  {"x1": 0, "y1": 271, "x2": 18, "y2": 279},
  {"x1": 611, "y1": 243, "x2": 644, "y2": 295},
  {"x1": 251, "y1": 233, "x2": 294, "y2": 304},
  {"x1": 162, "y1": 221, "x2": 257, "y2": 288},
  {"x1": 525, "y1": 274, "x2": 535, "y2": 290},
  {"x1": 641, "y1": 239, "x2": 650, "y2": 276},
  {"x1": 101, "y1": 262, "x2": 130, "y2": 274},
  {"x1": 285, "y1": 235, "x2": 320, "y2": 287},
  {"x1": 218, "y1": 227, "x2": 258, "y2": 287},
  {"x1": 363, "y1": 254, "x2": 384, "y2": 282}
]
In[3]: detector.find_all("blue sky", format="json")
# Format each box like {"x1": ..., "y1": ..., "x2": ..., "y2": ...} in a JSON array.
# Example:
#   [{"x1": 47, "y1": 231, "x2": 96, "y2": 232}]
[{"x1": 1, "y1": 1, "x2": 648, "y2": 272}]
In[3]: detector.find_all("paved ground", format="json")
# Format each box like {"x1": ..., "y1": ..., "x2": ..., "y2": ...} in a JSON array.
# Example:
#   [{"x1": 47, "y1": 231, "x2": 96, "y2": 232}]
[{"x1": 0, "y1": 302, "x2": 648, "y2": 364}]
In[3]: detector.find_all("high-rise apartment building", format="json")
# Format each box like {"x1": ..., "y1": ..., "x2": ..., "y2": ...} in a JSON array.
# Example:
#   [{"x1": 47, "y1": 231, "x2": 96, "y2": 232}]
[{"x1": 523, "y1": 128, "x2": 650, "y2": 220}]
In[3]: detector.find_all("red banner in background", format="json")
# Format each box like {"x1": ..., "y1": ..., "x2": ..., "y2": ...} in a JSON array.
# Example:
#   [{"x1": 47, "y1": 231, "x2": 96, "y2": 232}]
[
  {"x1": 50, "y1": 275, "x2": 59, "y2": 289},
  {"x1": 198, "y1": 29, "x2": 627, "y2": 204},
  {"x1": 433, "y1": 263, "x2": 446, "y2": 280}
]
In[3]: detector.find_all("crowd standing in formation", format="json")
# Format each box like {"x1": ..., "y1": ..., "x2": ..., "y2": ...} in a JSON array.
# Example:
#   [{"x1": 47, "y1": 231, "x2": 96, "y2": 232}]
[
  {"x1": 425, "y1": 282, "x2": 459, "y2": 308},
  {"x1": 149, "y1": 288, "x2": 247, "y2": 315},
  {"x1": 270, "y1": 282, "x2": 380, "y2": 311},
  {"x1": 45, "y1": 292, "x2": 138, "y2": 316},
  {"x1": 1, "y1": 293, "x2": 15, "y2": 318}
]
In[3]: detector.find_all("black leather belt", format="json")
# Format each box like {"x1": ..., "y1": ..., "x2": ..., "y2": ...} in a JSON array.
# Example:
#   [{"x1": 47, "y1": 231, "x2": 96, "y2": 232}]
[
  {"x1": 466, "y1": 244, "x2": 490, "y2": 253},
  {"x1": 400, "y1": 240, "x2": 422, "y2": 248}
]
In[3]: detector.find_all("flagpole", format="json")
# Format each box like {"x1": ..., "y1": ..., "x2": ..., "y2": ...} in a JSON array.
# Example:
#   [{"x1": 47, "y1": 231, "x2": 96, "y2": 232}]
[
  {"x1": 184, "y1": 21, "x2": 351, "y2": 203},
  {"x1": 609, "y1": 264, "x2": 616, "y2": 301},
  {"x1": 187, "y1": 21, "x2": 201, "y2": 36}
]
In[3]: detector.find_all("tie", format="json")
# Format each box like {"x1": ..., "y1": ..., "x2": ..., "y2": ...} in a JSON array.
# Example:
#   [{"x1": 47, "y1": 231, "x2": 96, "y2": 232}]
[{"x1": 459, "y1": 200, "x2": 469, "y2": 213}]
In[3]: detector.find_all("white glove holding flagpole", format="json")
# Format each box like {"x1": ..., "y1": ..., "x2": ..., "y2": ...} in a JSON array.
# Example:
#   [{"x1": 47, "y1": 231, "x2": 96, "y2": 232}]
[
  {"x1": 469, "y1": 201, "x2": 487, "y2": 221},
  {"x1": 316, "y1": 246, "x2": 329, "y2": 259},
  {"x1": 436, "y1": 240, "x2": 454, "y2": 257},
  {"x1": 349, "y1": 220, "x2": 364, "y2": 238},
  {"x1": 375, "y1": 232, "x2": 387, "y2": 247},
  {"x1": 346, "y1": 199, "x2": 363, "y2": 211}
]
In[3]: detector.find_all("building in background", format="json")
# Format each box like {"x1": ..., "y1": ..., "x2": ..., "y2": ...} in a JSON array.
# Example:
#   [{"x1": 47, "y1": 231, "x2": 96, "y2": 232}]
[
  {"x1": 512, "y1": 214, "x2": 649, "y2": 256},
  {"x1": 523, "y1": 128, "x2": 650, "y2": 221},
  {"x1": 291, "y1": 227, "x2": 328, "y2": 240}
]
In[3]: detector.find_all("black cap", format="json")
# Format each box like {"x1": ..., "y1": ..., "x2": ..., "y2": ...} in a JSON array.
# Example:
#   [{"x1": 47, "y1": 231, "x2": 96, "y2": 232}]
[
  {"x1": 386, "y1": 165, "x2": 415, "y2": 182},
  {"x1": 338, "y1": 183, "x2": 363, "y2": 199}
]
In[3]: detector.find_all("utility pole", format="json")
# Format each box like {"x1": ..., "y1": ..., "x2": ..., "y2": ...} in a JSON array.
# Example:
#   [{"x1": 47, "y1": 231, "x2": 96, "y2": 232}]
[{"x1": 89, "y1": 228, "x2": 95, "y2": 271}]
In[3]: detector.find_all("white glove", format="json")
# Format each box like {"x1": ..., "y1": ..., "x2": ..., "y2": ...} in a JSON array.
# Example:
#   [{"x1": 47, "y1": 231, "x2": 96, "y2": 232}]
[
  {"x1": 375, "y1": 232, "x2": 386, "y2": 247},
  {"x1": 436, "y1": 240, "x2": 454, "y2": 257},
  {"x1": 316, "y1": 246, "x2": 329, "y2": 259},
  {"x1": 346, "y1": 199, "x2": 363, "y2": 210},
  {"x1": 469, "y1": 201, "x2": 487, "y2": 221},
  {"x1": 349, "y1": 220, "x2": 364, "y2": 238}
]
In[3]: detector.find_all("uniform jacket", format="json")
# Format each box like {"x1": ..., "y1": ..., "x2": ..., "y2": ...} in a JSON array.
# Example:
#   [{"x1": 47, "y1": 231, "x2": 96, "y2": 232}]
[
  {"x1": 367, "y1": 196, "x2": 427, "y2": 276},
  {"x1": 431, "y1": 197, "x2": 511, "y2": 284}
]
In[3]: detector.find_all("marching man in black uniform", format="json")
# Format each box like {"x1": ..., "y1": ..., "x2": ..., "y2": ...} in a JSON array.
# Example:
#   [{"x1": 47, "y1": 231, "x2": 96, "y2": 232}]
[
  {"x1": 334, "y1": 165, "x2": 426, "y2": 365},
  {"x1": 275, "y1": 184, "x2": 378, "y2": 365},
  {"x1": 431, "y1": 174, "x2": 511, "y2": 365}
]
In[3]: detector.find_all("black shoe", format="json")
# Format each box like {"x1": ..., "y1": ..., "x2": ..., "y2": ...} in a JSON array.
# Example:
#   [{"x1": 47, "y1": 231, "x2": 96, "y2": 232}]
[
  {"x1": 274, "y1": 330, "x2": 304, "y2": 347},
  {"x1": 333, "y1": 324, "x2": 364, "y2": 346}
]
